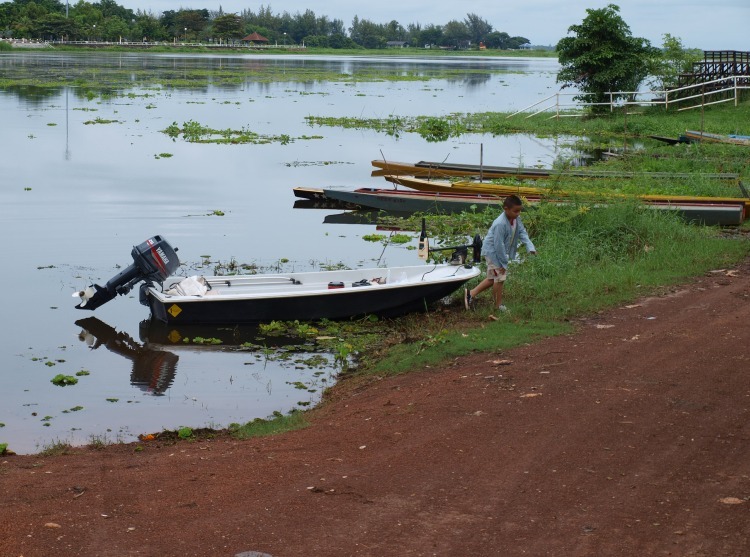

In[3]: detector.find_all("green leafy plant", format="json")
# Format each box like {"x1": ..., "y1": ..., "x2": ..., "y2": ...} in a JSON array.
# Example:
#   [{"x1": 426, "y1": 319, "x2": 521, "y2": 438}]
[{"x1": 51, "y1": 374, "x2": 78, "y2": 386}]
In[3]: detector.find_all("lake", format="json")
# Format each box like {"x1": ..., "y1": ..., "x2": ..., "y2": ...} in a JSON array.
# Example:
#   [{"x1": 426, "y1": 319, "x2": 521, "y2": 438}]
[{"x1": 0, "y1": 51, "x2": 572, "y2": 454}]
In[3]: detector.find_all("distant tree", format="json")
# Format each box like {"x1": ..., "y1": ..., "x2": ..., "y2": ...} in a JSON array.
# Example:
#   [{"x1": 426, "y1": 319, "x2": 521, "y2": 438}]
[
  {"x1": 349, "y1": 16, "x2": 386, "y2": 49},
  {"x1": 36, "y1": 12, "x2": 78, "y2": 39},
  {"x1": 135, "y1": 11, "x2": 166, "y2": 41},
  {"x1": 174, "y1": 9, "x2": 209, "y2": 40},
  {"x1": 328, "y1": 32, "x2": 357, "y2": 49},
  {"x1": 484, "y1": 31, "x2": 507, "y2": 49},
  {"x1": 0, "y1": 3, "x2": 19, "y2": 37},
  {"x1": 384, "y1": 19, "x2": 406, "y2": 41},
  {"x1": 99, "y1": 16, "x2": 128, "y2": 41},
  {"x1": 442, "y1": 19, "x2": 469, "y2": 48},
  {"x1": 506, "y1": 35, "x2": 530, "y2": 49},
  {"x1": 29, "y1": 0, "x2": 66, "y2": 11},
  {"x1": 418, "y1": 23, "x2": 442, "y2": 48},
  {"x1": 648, "y1": 33, "x2": 702, "y2": 91},
  {"x1": 212, "y1": 13, "x2": 243, "y2": 41},
  {"x1": 302, "y1": 34, "x2": 328, "y2": 47},
  {"x1": 556, "y1": 4, "x2": 657, "y2": 113},
  {"x1": 93, "y1": 0, "x2": 133, "y2": 21},
  {"x1": 290, "y1": 8, "x2": 317, "y2": 42},
  {"x1": 464, "y1": 13, "x2": 492, "y2": 46}
]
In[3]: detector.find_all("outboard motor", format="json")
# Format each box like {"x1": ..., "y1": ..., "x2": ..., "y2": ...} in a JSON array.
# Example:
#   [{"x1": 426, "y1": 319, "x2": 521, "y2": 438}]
[{"x1": 74, "y1": 235, "x2": 179, "y2": 311}]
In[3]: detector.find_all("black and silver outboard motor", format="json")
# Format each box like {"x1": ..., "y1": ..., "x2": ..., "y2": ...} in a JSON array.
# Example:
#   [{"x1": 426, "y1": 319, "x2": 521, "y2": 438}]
[{"x1": 74, "y1": 235, "x2": 179, "y2": 311}]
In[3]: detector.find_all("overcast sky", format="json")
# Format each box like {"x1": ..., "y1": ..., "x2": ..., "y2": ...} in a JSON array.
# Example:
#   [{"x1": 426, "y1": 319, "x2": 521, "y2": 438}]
[{"x1": 118, "y1": 0, "x2": 748, "y2": 51}]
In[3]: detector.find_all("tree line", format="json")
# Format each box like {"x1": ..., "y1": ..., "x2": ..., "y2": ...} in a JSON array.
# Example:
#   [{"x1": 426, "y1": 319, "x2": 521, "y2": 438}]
[{"x1": 0, "y1": 0, "x2": 530, "y2": 49}]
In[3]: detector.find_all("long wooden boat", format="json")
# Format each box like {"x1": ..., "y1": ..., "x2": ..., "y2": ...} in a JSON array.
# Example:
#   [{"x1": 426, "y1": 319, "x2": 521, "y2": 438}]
[
  {"x1": 384, "y1": 174, "x2": 544, "y2": 196},
  {"x1": 324, "y1": 187, "x2": 509, "y2": 214},
  {"x1": 371, "y1": 159, "x2": 739, "y2": 181},
  {"x1": 383, "y1": 175, "x2": 750, "y2": 220},
  {"x1": 325, "y1": 187, "x2": 744, "y2": 226},
  {"x1": 74, "y1": 236, "x2": 480, "y2": 324},
  {"x1": 683, "y1": 130, "x2": 750, "y2": 146},
  {"x1": 144, "y1": 265, "x2": 480, "y2": 324}
]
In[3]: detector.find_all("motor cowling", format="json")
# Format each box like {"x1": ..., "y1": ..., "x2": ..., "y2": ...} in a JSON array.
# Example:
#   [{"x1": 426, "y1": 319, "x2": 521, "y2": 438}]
[{"x1": 74, "y1": 235, "x2": 180, "y2": 311}]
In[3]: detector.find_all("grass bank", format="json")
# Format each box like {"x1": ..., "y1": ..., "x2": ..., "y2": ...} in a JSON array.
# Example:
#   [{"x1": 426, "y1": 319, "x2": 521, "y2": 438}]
[
  {"x1": 306, "y1": 99, "x2": 750, "y2": 146},
  {"x1": 370, "y1": 201, "x2": 749, "y2": 375},
  {"x1": 357, "y1": 102, "x2": 749, "y2": 374}
]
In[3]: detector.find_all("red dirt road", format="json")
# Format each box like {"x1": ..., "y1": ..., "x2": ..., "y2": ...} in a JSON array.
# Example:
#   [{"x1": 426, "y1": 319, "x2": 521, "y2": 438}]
[{"x1": 2, "y1": 261, "x2": 749, "y2": 557}]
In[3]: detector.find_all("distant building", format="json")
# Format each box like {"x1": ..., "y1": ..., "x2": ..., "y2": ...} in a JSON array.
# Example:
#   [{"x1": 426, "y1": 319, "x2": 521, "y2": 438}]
[
  {"x1": 242, "y1": 32, "x2": 269, "y2": 45},
  {"x1": 386, "y1": 41, "x2": 407, "y2": 48}
]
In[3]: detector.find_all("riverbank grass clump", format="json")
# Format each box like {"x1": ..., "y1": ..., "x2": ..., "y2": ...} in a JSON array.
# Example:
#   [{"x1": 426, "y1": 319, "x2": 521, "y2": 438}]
[{"x1": 229, "y1": 410, "x2": 308, "y2": 439}]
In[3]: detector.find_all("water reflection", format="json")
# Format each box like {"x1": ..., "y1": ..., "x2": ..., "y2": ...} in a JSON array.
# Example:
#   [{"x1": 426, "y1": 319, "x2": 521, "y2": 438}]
[
  {"x1": 76, "y1": 317, "x2": 178, "y2": 395},
  {"x1": 0, "y1": 51, "x2": 550, "y2": 100},
  {"x1": 75, "y1": 316, "x2": 328, "y2": 397}
]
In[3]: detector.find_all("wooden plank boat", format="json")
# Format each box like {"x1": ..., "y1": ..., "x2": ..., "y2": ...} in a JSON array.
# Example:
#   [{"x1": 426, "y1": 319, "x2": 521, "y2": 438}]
[
  {"x1": 326, "y1": 186, "x2": 744, "y2": 225},
  {"x1": 383, "y1": 175, "x2": 750, "y2": 220},
  {"x1": 683, "y1": 130, "x2": 750, "y2": 146},
  {"x1": 384, "y1": 174, "x2": 544, "y2": 196},
  {"x1": 371, "y1": 159, "x2": 739, "y2": 180},
  {"x1": 324, "y1": 187, "x2": 510, "y2": 214},
  {"x1": 74, "y1": 236, "x2": 481, "y2": 325},
  {"x1": 144, "y1": 264, "x2": 480, "y2": 324},
  {"x1": 380, "y1": 176, "x2": 749, "y2": 224}
]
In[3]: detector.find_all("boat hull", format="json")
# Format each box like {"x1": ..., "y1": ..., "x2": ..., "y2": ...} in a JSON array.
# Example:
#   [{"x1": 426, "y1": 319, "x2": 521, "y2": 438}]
[
  {"x1": 371, "y1": 159, "x2": 739, "y2": 180},
  {"x1": 325, "y1": 187, "x2": 744, "y2": 225},
  {"x1": 145, "y1": 265, "x2": 480, "y2": 325},
  {"x1": 384, "y1": 175, "x2": 750, "y2": 223},
  {"x1": 324, "y1": 188, "x2": 507, "y2": 214},
  {"x1": 684, "y1": 130, "x2": 750, "y2": 146}
]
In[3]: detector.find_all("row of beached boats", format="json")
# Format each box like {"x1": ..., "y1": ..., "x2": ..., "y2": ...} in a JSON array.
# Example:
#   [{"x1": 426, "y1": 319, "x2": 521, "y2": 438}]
[{"x1": 295, "y1": 155, "x2": 750, "y2": 227}]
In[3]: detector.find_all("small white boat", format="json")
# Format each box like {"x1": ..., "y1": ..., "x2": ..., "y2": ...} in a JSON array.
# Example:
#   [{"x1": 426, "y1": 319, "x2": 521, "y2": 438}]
[
  {"x1": 144, "y1": 264, "x2": 480, "y2": 324},
  {"x1": 74, "y1": 235, "x2": 481, "y2": 325}
]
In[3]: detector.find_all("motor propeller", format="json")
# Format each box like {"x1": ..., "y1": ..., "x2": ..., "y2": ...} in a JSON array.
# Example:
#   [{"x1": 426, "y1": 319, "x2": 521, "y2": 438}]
[{"x1": 73, "y1": 235, "x2": 180, "y2": 311}]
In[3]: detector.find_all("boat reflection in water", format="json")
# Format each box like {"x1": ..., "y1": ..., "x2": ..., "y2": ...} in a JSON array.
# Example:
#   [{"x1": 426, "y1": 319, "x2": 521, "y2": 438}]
[
  {"x1": 76, "y1": 317, "x2": 179, "y2": 395},
  {"x1": 75, "y1": 317, "x2": 329, "y2": 395}
]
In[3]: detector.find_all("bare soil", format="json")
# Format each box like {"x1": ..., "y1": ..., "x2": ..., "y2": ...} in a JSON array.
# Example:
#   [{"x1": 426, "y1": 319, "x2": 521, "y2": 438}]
[{"x1": 2, "y1": 260, "x2": 750, "y2": 557}]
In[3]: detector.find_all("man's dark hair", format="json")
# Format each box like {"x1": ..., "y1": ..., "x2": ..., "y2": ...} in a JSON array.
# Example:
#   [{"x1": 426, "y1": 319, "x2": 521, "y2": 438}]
[{"x1": 503, "y1": 194, "x2": 523, "y2": 208}]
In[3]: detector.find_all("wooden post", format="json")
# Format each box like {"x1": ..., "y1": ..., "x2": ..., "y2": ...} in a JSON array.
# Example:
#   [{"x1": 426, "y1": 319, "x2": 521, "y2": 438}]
[{"x1": 479, "y1": 143, "x2": 484, "y2": 183}]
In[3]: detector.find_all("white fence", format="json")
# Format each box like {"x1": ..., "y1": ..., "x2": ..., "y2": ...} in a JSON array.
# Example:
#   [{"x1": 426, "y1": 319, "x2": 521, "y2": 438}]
[{"x1": 507, "y1": 75, "x2": 750, "y2": 119}]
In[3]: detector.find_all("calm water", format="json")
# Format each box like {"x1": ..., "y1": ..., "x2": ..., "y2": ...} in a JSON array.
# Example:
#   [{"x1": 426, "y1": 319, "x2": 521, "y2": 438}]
[{"x1": 0, "y1": 52, "x2": 572, "y2": 453}]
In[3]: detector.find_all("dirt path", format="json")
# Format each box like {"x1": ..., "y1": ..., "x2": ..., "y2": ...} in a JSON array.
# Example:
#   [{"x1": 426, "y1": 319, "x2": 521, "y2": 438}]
[{"x1": 2, "y1": 260, "x2": 750, "y2": 557}]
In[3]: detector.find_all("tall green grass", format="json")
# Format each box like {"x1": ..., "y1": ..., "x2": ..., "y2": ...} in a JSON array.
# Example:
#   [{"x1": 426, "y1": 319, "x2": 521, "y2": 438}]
[
  {"x1": 373, "y1": 202, "x2": 749, "y2": 374},
  {"x1": 512, "y1": 201, "x2": 746, "y2": 320}
]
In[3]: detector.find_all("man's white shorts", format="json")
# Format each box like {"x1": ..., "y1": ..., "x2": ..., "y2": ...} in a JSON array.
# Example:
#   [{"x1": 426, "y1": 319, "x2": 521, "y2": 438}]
[{"x1": 487, "y1": 262, "x2": 507, "y2": 283}]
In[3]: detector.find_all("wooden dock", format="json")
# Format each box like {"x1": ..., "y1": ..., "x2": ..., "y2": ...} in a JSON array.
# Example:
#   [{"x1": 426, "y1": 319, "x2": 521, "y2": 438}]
[{"x1": 677, "y1": 50, "x2": 750, "y2": 92}]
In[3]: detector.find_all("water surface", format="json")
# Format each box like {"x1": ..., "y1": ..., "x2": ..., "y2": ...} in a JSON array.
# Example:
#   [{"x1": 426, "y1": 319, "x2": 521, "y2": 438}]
[{"x1": 0, "y1": 52, "x2": 573, "y2": 453}]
